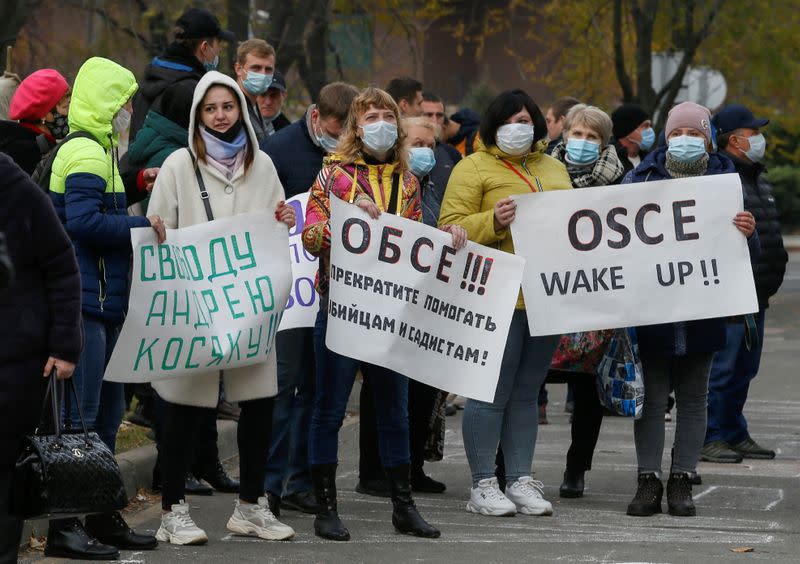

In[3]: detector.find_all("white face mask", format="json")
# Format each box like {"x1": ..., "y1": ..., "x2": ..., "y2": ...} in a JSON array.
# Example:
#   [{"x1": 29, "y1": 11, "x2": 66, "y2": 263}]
[
  {"x1": 360, "y1": 121, "x2": 398, "y2": 154},
  {"x1": 743, "y1": 133, "x2": 766, "y2": 162},
  {"x1": 496, "y1": 123, "x2": 534, "y2": 156},
  {"x1": 112, "y1": 107, "x2": 131, "y2": 133}
]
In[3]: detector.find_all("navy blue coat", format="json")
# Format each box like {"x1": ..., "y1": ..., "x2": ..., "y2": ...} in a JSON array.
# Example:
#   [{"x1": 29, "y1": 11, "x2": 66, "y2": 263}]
[
  {"x1": 260, "y1": 113, "x2": 324, "y2": 199},
  {"x1": 623, "y1": 147, "x2": 759, "y2": 357}
]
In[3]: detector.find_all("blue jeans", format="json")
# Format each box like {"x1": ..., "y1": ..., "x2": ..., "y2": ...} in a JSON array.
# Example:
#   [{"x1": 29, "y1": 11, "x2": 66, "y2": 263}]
[
  {"x1": 66, "y1": 317, "x2": 124, "y2": 453},
  {"x1": 463, "y1": 310, "x2": 559, "y2": 485},
  {"x1": 705, "y1": 310, "x2": 766, "y2": 446},
  {"x1": 309, "y1": 305, "x2": 410, "y2": 467},
  {"x1": 264, "y1": 328, "x2": 315, "y2": 496}
]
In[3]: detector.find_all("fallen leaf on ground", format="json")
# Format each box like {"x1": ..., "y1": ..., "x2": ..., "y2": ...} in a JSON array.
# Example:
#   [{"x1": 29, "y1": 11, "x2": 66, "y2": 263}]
[
  {"x1": 731, "y1": 547, "x2": 755, "y2": 553},
  {"x1": 28, "y1": 534, "x2": 46, "y2": 551}
]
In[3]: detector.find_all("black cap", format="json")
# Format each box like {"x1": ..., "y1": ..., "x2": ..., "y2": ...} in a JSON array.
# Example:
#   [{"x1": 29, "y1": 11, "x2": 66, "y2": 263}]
[
  {"x1": 611, "y1": 103, "x2": 649, "y2": 140},
  {"x1": 175, "y1": 8, "x2": 236, "y2": 42},
  {"x1": 712, "y1": 104, "x2": 769, "y2": 135},
  {"x1": 268, "y1": 70, "x2": 286, "y2": 92}
]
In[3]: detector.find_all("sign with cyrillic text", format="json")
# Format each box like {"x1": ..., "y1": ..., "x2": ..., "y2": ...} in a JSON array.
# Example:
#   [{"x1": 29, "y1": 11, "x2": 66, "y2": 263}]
[
  {"x1": 279, "y1": 193, "x2": 319, "y2": 331},
  {"x1": 105, "y1": 211, "x2": 292, "y2": 383},
  {"x1": 326, "y1": 197, "x2": 525, "y2": 402},
  {"x1": 511, "y1": 173, "x2": 758, "y2": 336}
]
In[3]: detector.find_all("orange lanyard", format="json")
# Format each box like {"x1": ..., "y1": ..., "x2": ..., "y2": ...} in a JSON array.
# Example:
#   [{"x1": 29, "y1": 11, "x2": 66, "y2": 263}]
[{"x1": 499, "y1": 158, "x2": 541, "y2": 192}]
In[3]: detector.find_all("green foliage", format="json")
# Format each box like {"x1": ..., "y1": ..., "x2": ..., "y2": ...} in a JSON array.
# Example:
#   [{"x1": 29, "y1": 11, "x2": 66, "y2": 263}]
[
  {"x1": 766, "y1": 166, "x2": 800, "y2": 228},
  {"x1": 460, "y1": 79, "x2": 496, "y2": 117}
]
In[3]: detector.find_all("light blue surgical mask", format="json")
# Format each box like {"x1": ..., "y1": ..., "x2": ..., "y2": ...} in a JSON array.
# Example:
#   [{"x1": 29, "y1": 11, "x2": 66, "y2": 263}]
[
  {"x1": 667, "y1": 135, "x2": 707, "y2": 163},
  {"x1": 243, "y1": 71, "x2": 273, "y2": 96},
  {"x1": 639, "y1": 127, "x2": 656, "y2": 151},
  {"x1": 360, "y1": 121, "x2": 398, "y2": 154},
  {"x1": 203, "y1": 55, "x2": 219, "y2": 72},
  {"x1": 317, "y1": 130, "x2": 339, "y2": 153},
  {"x1": 744, "y1": 133, "x2": 766, "y2": 163},
  {"x1": 409, "y1": 147, "x2": 436, "y2": 177},
  {"x1": 565, "y1": 138, "x2": 600, "y2": 165}
]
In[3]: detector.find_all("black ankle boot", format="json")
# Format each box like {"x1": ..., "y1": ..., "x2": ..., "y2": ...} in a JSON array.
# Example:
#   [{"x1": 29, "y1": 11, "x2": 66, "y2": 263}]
[
  {"x1": 44, "y1": 517, "x2": 119, "y2": 560},
  {"x1": 559, "y1": 470, "x2": 585, "y2": 498},
  {"x1": 311, "y1": 464, "x2": 350, "y2": 541},
  {"x1": 195, "y1": 460, "x2": 240, "y2": 493},
  {"x1": 410, "y1": 467, "x2": 446, "y2": 494},
  {"x1": 626, "y1": 473, "x2": 663, "y2": 516},
  {"x1": 84, "y1": 511, "x2": 157, "y2": 550},
  {"x1": 386, "y1": 465, "x2": 440, "y2": 538},
  {"x1": 667, "y1": 472, "x2": 696, "y2": 516}
]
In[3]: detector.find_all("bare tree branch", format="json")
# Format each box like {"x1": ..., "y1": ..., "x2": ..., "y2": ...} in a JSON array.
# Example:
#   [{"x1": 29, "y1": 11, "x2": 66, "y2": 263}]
[
  {"x1": 613, "y1": 0, "x2": 634, "y2": 100},
  {"x1": 64, "y1": 0, "x2": 152, "y2": 51}
]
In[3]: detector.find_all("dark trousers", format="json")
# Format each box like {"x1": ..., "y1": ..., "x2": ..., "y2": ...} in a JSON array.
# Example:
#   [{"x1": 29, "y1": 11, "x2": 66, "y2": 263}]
[
  {"x1": 565, "y1": 377, "x2": 605, "y2": 472},
  {"x1": 705, "y1": 310, "x2": 766, "y2": 445},
  {"x1": 159, "y1": 396, "x2": 273, "y2": 509}
]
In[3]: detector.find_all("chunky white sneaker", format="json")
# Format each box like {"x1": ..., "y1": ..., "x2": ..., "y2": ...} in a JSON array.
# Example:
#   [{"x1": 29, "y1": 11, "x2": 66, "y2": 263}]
[
  {"x1": 227, "y1": 497, "x2": 295, "y2": 540},
  {"x1": 156, "y1": 501, "x2": 208, "y2": 545},
  {"x1": 466, "y1": 477, "x2": 517, "y2": 516},
  {"x1": 506, "y1": 476, "x2": 554, "y2": 516}
]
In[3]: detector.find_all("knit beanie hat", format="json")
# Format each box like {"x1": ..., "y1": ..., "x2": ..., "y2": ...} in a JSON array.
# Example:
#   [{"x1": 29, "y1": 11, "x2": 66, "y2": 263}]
[
  {"x1": 665, "y1": 101, "x2": 712, "y2": 144},
  {"x1": 611, "y1": 103, "x2": 649, "y2": 140},
  {"x1": 9, "y1": 69, "x2": 69, "y2": 121}
]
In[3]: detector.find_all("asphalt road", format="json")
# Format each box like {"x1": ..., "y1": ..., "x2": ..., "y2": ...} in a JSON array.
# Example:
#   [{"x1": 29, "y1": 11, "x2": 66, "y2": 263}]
[{"x1": 22, "y1": 254, "x2": 800, "y2": 564}]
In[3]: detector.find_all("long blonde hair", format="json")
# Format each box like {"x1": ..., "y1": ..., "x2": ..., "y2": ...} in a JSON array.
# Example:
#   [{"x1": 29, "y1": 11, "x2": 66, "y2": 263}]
[{"x1": 335, "y1": 87, "x2": 408, "y2": 172}]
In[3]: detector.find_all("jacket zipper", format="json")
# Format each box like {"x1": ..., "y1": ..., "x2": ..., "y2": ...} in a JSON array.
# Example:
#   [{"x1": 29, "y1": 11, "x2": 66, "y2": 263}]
[{"x1": 98, "y1": 257, "x2": 107, "y2": 313}]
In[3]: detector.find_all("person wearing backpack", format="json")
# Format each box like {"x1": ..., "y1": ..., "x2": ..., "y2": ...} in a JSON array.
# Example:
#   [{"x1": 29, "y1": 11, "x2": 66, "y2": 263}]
[{"x1": 46, "y1": 56, "x2": 165, "y2": 559}]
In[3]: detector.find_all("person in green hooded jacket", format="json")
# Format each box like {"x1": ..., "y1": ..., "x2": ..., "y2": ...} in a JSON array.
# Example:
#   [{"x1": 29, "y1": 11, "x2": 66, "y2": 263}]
[{"x1": 128, "y1": 85, "x2": 192, "y2": 171}]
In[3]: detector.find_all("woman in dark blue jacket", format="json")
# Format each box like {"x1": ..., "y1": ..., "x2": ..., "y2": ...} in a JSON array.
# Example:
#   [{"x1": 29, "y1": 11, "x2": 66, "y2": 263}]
[{"x1": 622, "y1": 102, "x2": 758, "y2": 518}]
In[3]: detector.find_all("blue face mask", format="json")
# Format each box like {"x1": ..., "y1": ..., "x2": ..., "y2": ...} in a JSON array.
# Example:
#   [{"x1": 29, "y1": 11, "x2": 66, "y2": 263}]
[
  {"x1": 316, "y1": 128, "x2": 339, "y2": 153},
  {"x1": 744, "y1": 133, "x2": 766, "y2": 163},
  {"x1": 639, "y1": 127, "x2": 656, "y2": 151},
  {"x1": 667, "y1": 135, "x2": 707, "y2": 163},
  {"x1": 409, "y1": 147, "x2": 436, "y2": 177},
  {"x1": 565, "y1": 138, "x2": 600, "y2": 165},
  {"x1": 203, "y1": 55, "x2": 219, "y2": 72},
  {"x1": 360, "y1": 121, "x2": 398, "y2": 154},
  {"x1": 243, "y1": 71, "x2": 273, "y2": 96}
]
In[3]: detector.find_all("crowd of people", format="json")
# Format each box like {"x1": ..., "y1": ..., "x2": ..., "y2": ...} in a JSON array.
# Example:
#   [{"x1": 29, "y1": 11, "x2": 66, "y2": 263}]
[{"x1": 0, "y1": 5, "x2": 789, "y2": 561}]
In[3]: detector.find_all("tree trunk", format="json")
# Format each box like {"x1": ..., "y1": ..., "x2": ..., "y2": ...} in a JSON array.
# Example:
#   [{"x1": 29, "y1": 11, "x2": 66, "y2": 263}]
[
  {"x1": 0, "y1": 0, "x2": 41, "y2": 73},
  {"x1": 227, "y1": 0, "x2": 250, "y2": 69}
]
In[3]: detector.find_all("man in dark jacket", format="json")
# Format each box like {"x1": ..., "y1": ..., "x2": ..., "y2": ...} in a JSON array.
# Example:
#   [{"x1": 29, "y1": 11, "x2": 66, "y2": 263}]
[
  {"x1": 234, "y1": 39, "x2": 276, "y2": 142},
  {"x1": 260, "y1": 81, "x2": 358, "y2": 515},
  {"x1": 256, "y1": 70, "x2": 291, "y2": 137},
  {"x1": 700, "y1": 104, "x2": 789, "y2": 463},
  {"x1": 0, "y1": 153, "x2": 82, "y2": 561},
  {"x1": 611, "y1": 103, "x2": 656, "y2": 174}
]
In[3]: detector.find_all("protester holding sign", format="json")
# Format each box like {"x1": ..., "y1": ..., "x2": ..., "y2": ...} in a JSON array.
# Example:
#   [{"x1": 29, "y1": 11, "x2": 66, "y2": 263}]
[
  {"x1": 546, "y1": 104, "x2": 625, "y2": 499},
  {"x1": 622, "y1": 101, "x2": 758, "y2": 518},
  {"x1": 259, "y1": 81, "x2": 359, "y2": 517},
  {"x1": 302, "y1": 87, "x2": 461, "y2": 541},
  {"x1": 147, "y1": 71, "x2": 296, "y2": 545},
  {"x1": 438, "y1": 89, "x2": 571, "y2": 517}
]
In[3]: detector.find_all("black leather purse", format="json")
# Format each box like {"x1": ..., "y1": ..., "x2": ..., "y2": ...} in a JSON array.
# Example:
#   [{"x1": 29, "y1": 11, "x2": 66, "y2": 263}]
[{"x1": 9, "y1": 371, "x2": 128, "y2": 519}]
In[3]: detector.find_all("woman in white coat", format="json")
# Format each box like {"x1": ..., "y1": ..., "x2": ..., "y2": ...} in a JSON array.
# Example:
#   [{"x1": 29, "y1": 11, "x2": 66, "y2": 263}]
[{"x1": 148, "y1": 71, "x2": 296, "y2": 545}]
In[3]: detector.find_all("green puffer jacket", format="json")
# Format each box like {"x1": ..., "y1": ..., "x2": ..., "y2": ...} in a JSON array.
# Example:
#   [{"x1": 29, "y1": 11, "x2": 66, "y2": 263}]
[{"x1": 127, "y1": 110, "x2": 188, "y2": 169}]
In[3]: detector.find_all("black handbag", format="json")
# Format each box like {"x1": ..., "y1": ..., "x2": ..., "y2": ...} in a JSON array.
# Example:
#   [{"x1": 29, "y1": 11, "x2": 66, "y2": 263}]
[{"x1": 9, "y1": 371, "x2": 128, "y2": 519}]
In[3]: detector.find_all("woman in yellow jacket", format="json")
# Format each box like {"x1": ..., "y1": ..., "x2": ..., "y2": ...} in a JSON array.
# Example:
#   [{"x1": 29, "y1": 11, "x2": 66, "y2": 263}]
[{"x1": 439, "y1": 89, "x2": 572, "y2": 517}]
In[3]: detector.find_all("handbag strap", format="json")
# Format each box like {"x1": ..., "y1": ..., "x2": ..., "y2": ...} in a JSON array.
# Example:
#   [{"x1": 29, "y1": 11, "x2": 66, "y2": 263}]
[
  {"x1": 63, "y1": 377, "x2": 91, "y2": 442},
  {"x1": 193, "y1": 157, "x2": 214, "y2": 222},
  {"x1": 387, "y1": 173, "x2": 400, "y2": 215},
  {"x1": 35, "y1": 370, "x2": 58, "y2": 436}
]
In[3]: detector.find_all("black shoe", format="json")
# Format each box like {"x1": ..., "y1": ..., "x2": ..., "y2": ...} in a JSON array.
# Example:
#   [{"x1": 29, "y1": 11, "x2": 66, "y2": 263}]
[
  {"x1": 626, "y1": 473, "x2": 663, "y2": 516},
  {"x1": 266, "y1": 491, "x2": 281, "y2": 517},
  {"x1": 282, "y1": 490, "x2": 320, "y2": 514},
  {"x1": 688, "y1": 471, "x2": 702, "y2": 485},
  {"x1": 196, "y1": 461, "x2": 240, "y2": 493},
  {"x1": 355, "y1": 477, "x2": 392, "y2": 498},
  {"x1": 386, "y1": 465, "x2": 440, "y2": 538},
  {"x1": 700, "y1": 440, "x2": 744, "y2": 463},
  {"x1": 311, "y1": 464, "x2": 350, "y2": 541},
  {"x1": 667, "y1": 472, "x2": 696, "y2": 516},
  {"x1": 445, "y1": 403, "x2": 457, "y2": 416},
  {"x1": 410, "y1": 471, "x2": 447, "y2": 494},
  {"x1": 216, "y1": 400, "x2": 241, "y2": 421},
  {"x1": 45, "y1": 517, "x2": 119, "y2": 560},
  {"x1": 84, "y1": 511, "x2": 158, "y2": 550},
  {"x1": 185, "y1": 473, "x2": 214, "y2": 496},
  {"x1": 731, "y1": 437, "x2": 776, "y2": 460},
  {"x1": 127, "y1": 404, "x2": 153, "y2": 428},
  {"x1": 559, "y1": 470, "x2": 585, "y2": 498}
]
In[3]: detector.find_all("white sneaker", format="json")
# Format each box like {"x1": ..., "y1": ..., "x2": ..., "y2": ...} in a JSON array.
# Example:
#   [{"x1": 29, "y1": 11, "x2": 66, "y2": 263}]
[
  {"x1": 227, "y1": 497, "x2": 295, "y2": 540},
  {"x1": 466, "y1": 477, "x2": 517, "y2": 516},
  {"x1": 505, "y1": 476, "x2": 554, "y2": 516},
  {"x1": 156, "y1": 500, "x2": 208, "y2": 545}
]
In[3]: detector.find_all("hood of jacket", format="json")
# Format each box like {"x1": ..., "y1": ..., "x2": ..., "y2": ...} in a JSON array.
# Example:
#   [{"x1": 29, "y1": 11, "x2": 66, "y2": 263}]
[
  {"x1": 188, "y1": 71, "x2": 259, "y2": 158},
  {"x1": 127, "y1": 110, "x2": 188, "y2": 167},
  {"x1": 68, "y1": 57, "x2": 137, "y2": 149},
  {"x1": 139, "y1": 43, "x2": 205, "y2": 105},
  {"x1": 628, "y1": 146, "x2": 736, "y2": 182}
]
